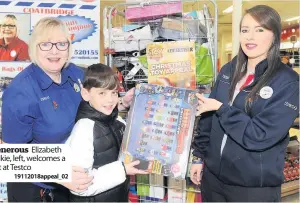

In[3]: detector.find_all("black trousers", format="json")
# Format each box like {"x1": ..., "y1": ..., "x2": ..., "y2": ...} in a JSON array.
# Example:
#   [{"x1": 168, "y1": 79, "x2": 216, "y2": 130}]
[
  {"x1": 7, "y1": 182, "x2": 70, "y2": 202},
  {"x1": 201, "y1": 166, "x2": 281, "y2": 202},
  {"x1": 69, "y1": 178, "x2": 130, "y2": 202}
]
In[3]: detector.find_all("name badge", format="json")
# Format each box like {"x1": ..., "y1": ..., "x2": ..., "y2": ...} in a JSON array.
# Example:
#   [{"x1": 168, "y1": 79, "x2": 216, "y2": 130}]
[
  {"x1": 74, "y1": 83, "x2": 80, "y2": 92},
  {"x1": 260, "y1": 86, "x2": 273, "y2": 99},
  {"x1": 10, "y1": 50, "x2": 17, "y2": 57}
]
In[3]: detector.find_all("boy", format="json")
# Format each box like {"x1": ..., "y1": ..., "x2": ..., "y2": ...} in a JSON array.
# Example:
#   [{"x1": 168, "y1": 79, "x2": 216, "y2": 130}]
[{"x1": 66, "y1": 63, "x2": 147, "y2": 202}]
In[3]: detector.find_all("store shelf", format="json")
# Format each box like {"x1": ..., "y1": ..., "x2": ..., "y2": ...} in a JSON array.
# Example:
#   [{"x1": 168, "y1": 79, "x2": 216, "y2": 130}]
[
  {"x1": 293, "y1": 68, "x2": 300, "y2": 74},
  {"x1": 281, "y1": 179, "x2": 299, "y2": 197}
]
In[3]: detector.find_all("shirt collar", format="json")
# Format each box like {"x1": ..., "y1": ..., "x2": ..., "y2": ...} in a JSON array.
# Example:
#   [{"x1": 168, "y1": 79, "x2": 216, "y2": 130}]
[
  {"x1": 253, "y1": 59, "x2": 268, "y2": 78},
  {"x1": 0, "y1": 38, "x2": 5, "y2": 48},
  {"x1": 76, "y1": 101, "x2": 118, "y2": 124},
  {"x1": 0, "y1": 37, "x2": 20, "y2": 49},
  {"x1": 33, "y1": 63, "x2": 76, "y2": 90},
  {"x1": 230, "y1": 57, "x2": 268, "y2": 79}
]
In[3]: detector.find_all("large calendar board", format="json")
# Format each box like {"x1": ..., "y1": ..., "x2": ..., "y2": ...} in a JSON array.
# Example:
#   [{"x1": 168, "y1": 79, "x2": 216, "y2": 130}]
[{"x1": 119, "y1": 83, "x2": 197, "y2": 179}]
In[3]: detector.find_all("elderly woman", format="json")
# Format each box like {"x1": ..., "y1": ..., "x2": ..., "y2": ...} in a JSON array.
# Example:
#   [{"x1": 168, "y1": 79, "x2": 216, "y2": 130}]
[
  {"x1": 1, "y1": 17, "x2": 133, "y2": 202},
  {"x1": 0, "y1": 14, "x2": 29, "y2": 61}
]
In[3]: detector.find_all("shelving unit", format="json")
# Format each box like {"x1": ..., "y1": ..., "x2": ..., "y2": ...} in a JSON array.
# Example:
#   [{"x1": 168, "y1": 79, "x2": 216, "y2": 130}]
[
  {"x1": 281, "y1": 180, "x2": 299, "y2": 197},
  {"x1": 104, "y1": 0, "x2": 218, "y2": 202},
  {"x1": 282, "y1": 139, "x2": 299, "y2": 198},
  {"x1": 280, "y1": 39, "x2": 299, "y2": 199}
]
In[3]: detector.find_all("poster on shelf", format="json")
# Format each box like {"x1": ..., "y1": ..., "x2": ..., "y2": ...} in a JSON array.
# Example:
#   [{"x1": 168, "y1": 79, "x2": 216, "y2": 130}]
[
  {"x1": 0, "y1": 0, "x2": 100, "y2": 200},
  {"x1": 147, "y1": 40, "x2": 196, "y2": 89}
]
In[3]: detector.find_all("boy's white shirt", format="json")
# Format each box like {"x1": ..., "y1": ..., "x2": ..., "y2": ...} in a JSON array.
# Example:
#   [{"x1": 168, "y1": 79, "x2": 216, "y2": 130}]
[{"x1": 65, "y1": 117, "x2": 126, "y2": 196}]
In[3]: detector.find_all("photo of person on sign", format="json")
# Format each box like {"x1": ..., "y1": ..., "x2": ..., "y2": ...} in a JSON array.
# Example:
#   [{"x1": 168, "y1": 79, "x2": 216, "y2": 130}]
[{"x1": 0, "y1": 14, "x2": 30, "y2": 61}]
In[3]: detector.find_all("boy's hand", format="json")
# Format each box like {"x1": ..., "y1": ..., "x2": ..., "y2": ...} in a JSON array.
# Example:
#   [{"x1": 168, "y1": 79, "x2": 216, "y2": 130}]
[
  {"x1": 190, "y1": 163, "x2": 203, "y2": 185},
  {"x1": 125, "y1": 160, "x2": 149, "y2": 175},
  {"x1": 122, "y1": 88, "x2": 135, "y2": 107},
  {"x1": 58, "y1": 166, "x2": 93, "y2": 192}
]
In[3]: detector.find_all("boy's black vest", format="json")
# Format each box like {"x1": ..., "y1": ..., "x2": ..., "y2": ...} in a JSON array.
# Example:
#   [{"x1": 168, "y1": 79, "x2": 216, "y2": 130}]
[{"x1": 70, "y1": 101, "x2": 129, "y2": 202}]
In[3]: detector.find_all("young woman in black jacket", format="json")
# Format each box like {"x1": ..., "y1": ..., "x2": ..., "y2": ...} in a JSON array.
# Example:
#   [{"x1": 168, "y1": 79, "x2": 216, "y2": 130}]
[{"x1": 190, "y1": 5, "x2": 299, "y2": 202}]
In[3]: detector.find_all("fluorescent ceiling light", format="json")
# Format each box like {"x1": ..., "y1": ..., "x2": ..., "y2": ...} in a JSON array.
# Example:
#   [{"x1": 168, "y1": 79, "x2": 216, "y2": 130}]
[
  {"x1": 223, "y1": 5, "x2": 233, "y2": 14},
  {"x1": 285, "y1": 16, "x2": 300, "y2": 22}
]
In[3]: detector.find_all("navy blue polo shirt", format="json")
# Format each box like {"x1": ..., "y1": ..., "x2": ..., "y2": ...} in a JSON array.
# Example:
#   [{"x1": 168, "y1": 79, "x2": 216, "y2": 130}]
[
  {"x1": 2, "y1": 62, "x2": 83, "y2": 144},
  {"x1": 2, "y1": 63, "x2": 84, "y2": 188}
]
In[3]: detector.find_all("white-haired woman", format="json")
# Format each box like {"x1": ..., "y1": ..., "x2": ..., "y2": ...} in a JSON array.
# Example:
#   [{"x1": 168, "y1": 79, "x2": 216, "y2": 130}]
[{"x1": 0, "y1": 14, "x2": 29, "y2": 61}]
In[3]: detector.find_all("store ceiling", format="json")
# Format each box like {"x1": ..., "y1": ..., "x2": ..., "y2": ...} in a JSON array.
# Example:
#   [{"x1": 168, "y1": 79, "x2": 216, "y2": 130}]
[{"x1": 216, "y1": 0, "x2": 300, "y2": 29}]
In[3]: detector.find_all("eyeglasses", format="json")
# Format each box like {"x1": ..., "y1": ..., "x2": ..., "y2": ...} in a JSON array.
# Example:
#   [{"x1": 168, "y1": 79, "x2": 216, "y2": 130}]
[
  {"x1": 38, "y1": 42, "x2": 70, "y2": 51},
  {"x1": 1, "y1": 24, "x2": 16, "y2": 29}
]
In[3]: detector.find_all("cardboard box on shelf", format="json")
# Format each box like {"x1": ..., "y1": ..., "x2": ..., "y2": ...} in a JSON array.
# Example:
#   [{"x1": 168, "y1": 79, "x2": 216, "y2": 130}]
[{"x1": 125, "y1": 1, "x2": 182, "y2": 22}]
